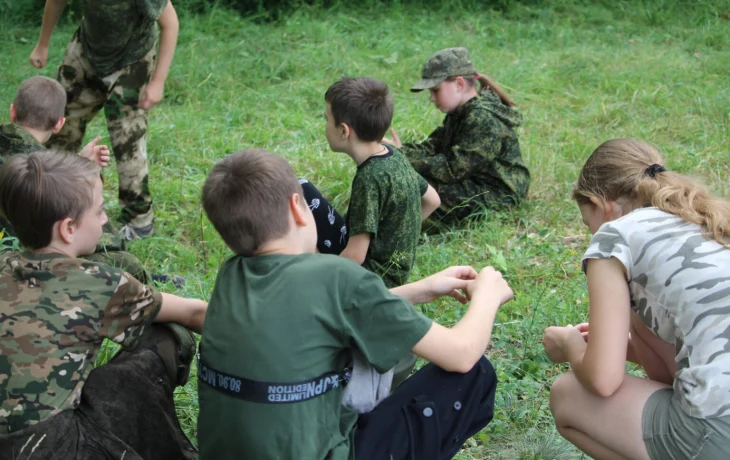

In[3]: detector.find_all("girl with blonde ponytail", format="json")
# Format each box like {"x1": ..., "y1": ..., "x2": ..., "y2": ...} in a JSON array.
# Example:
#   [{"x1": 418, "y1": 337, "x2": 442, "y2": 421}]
[
  {"x1": 383, "y1": 47, "x2": 530, "y2": 226},
  {"x1": 542, "y1": 139, "x2": 730, "y2": 460}
]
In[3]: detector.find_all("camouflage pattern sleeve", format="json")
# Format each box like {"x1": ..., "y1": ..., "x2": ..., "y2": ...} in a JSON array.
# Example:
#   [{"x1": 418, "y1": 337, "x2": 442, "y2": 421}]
[
  {"x1": 417, "y1": 173, "x2": 429, "y2": 196},
  {"x1": 408, "y1": 110, "x2": 500, "y2": 185},
  {"x1": 100, "y1": 272, "x2": 162, "y2": 348},
  {"x1": 347, "y1": 172, "x2": 381, "y2": 238},
  {"x1": 140, "y1": 0, "x2": 170, "y2": 20},
  {"x1": 400, "y1": 125, "x2": 445, "y2": 160}
]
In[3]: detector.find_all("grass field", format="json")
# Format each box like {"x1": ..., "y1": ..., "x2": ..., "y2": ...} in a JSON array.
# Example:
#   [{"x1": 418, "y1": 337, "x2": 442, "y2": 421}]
[{"x1": 1, "y1": 1, "x2": 728, "y2": 457}]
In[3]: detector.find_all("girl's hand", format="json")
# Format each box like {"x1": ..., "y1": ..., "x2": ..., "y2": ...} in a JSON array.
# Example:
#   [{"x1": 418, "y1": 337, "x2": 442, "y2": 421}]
[
  {"x1": 542, "y1": 325, "x2": 585, "y2": 364},
  {"x1": 382, "y1": 128, "x2": 402, "y2": 148}
]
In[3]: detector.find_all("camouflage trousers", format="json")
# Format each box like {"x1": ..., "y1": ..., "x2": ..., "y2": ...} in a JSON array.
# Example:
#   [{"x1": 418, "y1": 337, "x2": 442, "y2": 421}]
[
  {"x1": 428, "y1": 180, "x2": 520, "y2": 227},
  {"x1": 0, "y1": 325, "x2": 198, "y2": 460},
  {"x1": 47, "y1": 29, "x2": 155, "y2": 228}
]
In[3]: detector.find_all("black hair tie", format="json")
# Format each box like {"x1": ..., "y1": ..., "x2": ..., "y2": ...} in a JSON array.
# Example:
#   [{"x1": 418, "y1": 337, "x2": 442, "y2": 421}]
[{"x1": 645, "y1": 164, "x2": 666, "y2": 178}]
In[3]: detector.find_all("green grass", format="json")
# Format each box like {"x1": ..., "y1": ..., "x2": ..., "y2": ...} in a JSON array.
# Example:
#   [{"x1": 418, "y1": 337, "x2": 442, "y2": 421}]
[{"x1": 1, "y1": 1, "x2": 729, "y2": 458}]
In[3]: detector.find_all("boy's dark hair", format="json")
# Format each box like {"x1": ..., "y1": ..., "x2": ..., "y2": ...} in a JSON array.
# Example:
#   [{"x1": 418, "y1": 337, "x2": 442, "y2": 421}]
[
  {"x1": 202, "y1": 149, "x2": 304, "y2": 256},
  {"x1": 13, "y1": 76, "x2": 67, "y2": 131},
  {"x1": 0, "y1": 151, "x2": 99, "y2": 249},
  {"x1": 324, "y1": 77, "x2": 394, "y2": 142}
]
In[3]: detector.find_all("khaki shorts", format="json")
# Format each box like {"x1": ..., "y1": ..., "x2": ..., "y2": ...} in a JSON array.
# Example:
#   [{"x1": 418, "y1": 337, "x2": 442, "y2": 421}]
[{"x1": 643, "y1": 388, "x2": 730, "y2": 460}]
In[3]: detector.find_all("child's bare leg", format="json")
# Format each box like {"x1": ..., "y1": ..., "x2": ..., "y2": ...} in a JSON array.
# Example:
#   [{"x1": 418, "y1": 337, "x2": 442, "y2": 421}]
[
  {"x1": 629, "y1": 311, "x2": 678, "y2": 385},
  {"x1": 550, "y1": 371, "x2": 669, "y2": 460}
]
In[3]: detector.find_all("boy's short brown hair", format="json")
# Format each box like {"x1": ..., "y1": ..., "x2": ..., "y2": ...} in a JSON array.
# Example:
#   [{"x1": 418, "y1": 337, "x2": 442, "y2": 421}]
[
  {"x1": 13, "y1": 76, "x2": 67, "y2": 131},
  {"x1": 324, "y1": 77, "x2": 394, "y2": 142},
  {"x1": 202, "y1": 149, "x2": 304, "y2": 256},
  {"x1": 0, "y1": 151, "x2": 99, "y2": 249}
]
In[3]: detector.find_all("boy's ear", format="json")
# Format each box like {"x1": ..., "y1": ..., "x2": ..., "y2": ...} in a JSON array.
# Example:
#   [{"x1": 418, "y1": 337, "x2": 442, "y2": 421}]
[
  {"x1": 52, "y1": 117, "x2": 66, "y2": 134},
  {"x1": 9, "y1": 104, "x2": 17, "y2": 123},
  {"x1": 56, "y1": 217, "x2": 77, "y2": 245},
  {"x1": 290, "y1": 193, "x2": 309, "y2": 227},
  {"x1": 340, "y1": 122, "x2": 351, "y2": 140}
]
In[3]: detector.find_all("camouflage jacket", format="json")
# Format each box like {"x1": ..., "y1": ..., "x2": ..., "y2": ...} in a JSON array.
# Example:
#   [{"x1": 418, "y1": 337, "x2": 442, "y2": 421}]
[
  {"x1": 400, "y1": 90, "x2": 530, "y2": 210},
  {"x1": 346, "y1": 147, "x2": 427, "y2": 288},
  {"x1": 0, "y1": 252, "x2": 162, "y2": 433},
  {"x1": 78, "y1": 0, "x2": 167, "y2": 76},
  {"x1": 0, "y1": 123, "x2": 44, "y2": 166}
]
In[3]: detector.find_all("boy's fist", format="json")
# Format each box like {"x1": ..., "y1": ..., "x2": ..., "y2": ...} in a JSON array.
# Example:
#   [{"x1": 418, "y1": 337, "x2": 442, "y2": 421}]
[
  {"x1": 29, "y1": 45, "x2": 49, "y2": 69},
  {"x1": 468, "y1": 266, "x2": 513, "y2": 307},
  {"x1": 79, "y1": 136, "x2": 111, "y2": 168}
]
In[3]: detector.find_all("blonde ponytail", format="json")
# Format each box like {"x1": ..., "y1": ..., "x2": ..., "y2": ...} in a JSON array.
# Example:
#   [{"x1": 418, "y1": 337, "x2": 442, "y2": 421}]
[{"x1": 573, "y1": 139, "x2": 730, "y2": 247}]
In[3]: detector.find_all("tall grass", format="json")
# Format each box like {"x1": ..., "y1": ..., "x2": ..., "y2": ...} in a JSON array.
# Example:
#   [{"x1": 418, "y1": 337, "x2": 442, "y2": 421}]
[{"x1": 1, "y1": 1, "x2": 728, "y2": 457}]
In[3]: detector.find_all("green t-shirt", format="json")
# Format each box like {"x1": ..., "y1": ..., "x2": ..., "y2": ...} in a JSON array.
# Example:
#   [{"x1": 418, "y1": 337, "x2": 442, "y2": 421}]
[
  {"x1": 347, "y1": 147, "x2": 428, "y2": 288},
  {"x1": 79, "y1": 0, "x2": 168, "y2": 76},
  {"x1": 198, "y1": 253, "x2": 432, "y2": 460}
]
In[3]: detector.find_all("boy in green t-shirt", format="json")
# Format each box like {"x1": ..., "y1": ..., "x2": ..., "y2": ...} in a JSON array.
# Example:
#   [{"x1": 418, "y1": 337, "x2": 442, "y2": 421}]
[
  {"x1": 324, "y1": 77, "x2": 440, "y2": 289},
  {"x1": 198, "y1": 148, "x2": 513, "y2": 460}
]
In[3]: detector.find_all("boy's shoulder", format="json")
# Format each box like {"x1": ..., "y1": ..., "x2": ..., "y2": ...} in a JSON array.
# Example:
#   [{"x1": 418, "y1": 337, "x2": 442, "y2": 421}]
[
  {"x1": 353, "y1": 147, "x2": 421, "y2": 185},
  {"x1": 0, "y1": 123, "x2": 43, "y2": 159},
  {"x1": 0, "y1": 251, "x2": 126, "y2": 297}
]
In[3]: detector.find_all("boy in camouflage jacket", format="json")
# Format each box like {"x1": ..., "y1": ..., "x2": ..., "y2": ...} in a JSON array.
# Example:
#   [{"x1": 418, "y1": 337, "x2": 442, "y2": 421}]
[
  {"x1": 386, "y1": 47, "x2": 530, "y2": 225},
  {"x1": 0, "y1": 151, "x2": 206, "y2": 460},
  {"x1": 30, "y1": 0, "x2": 179, "y2": 240}
]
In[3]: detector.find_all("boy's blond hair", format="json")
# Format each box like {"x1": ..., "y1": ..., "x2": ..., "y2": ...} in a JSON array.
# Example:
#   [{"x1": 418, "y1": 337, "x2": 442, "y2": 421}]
[
  {"x1": 0, "y1": 151, "x2": 99, "y2": 249},
  {"x1": 13, "y1": 76, "x2": 67, "y2": 131},
  {"x1": 202, "y1": 149, "x2": 304, "y2": 256}
]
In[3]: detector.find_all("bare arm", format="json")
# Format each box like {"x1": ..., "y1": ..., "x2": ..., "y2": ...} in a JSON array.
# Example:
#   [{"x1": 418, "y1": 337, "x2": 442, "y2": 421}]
[
  {"x1": 421, "y1": 184, "x2": 440, "y2": 220},
  {"x1": 154, "y1": 293, "x2": 207, "y2": 334},
  {"x1": 410, "y1": 267, "x2": 513, "y2": 373},
  {"x1": 569, "y1": 258, "x2": 632, "y2": 397},
  {"x1": 30, "y1": 0, "x2": 68, "y2": 68},
  {"x1": 339, "y1": 233, "x2": 371, "y2": 265},
  {"x1": 139, "y1": 1, "x2": 179, "y2": 110}
]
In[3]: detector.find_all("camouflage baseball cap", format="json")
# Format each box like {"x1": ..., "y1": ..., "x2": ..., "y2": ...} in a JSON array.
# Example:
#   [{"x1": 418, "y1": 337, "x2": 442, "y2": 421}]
[{"x1": 410, "y1": 47, "x2": 478, "y2": 92}]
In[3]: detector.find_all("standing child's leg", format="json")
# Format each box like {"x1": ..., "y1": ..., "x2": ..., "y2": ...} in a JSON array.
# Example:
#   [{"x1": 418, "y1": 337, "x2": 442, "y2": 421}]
[
  {"x1": 104, "y1": 46, "x2": 156, "y2": 234},
  {"x1": 299, "y1": 179, "x2": 348, "y2": 254},
  {"x1": 355, "y1": 357, "x2": 497, "y2": 460},
  {"x1": 47, "y1": 31, "x2": 108, "y2": 153}
]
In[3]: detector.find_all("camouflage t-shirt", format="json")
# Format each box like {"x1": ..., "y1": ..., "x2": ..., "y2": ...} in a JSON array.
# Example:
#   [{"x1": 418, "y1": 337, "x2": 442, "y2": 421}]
[
  {"x1": 583, "y1": 207, "x2": 730, "y2": 419},
  {"x1": 346, "y1": 146, "x2": 428, "y2": 288},
  {"x1": 79, "y1": 0, "x2": 168, "y2": 76},
  {"x1": 0, "y1": 252, "x2": 162, "y2": 433},
  {"x1": 0, "y1": 123, "x2": 44, "y2": 166}
]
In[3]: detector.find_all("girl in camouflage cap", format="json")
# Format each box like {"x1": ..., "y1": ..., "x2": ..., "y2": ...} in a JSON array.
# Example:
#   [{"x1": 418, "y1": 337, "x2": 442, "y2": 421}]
[
  {"x1": 542, "y1": 139, "x2": 730, "y2": 460},
  {"x1": 385, "y1": 47, "x2": 530, "y2": 226}
]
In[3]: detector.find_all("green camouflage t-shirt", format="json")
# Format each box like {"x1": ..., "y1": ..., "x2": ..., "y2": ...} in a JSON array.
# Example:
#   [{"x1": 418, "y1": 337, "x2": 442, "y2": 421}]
[
  {"x1": 79, "y1": 0, "x2": 168, "y2": 76},
  {"x1": 0, "y1": 123, "x2": 44, "y2": 166},
  {"x1": 0, "y1": 252, "x2": 162, "y2": 433},
  {"x1": 346, "y1": 147, "x2": 428, "y2": 288}
]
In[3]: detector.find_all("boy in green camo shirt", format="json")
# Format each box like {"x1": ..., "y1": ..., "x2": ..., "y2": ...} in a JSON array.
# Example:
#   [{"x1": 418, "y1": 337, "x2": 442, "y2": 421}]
[{"x1": 323, "y1": 77, "x2": 440, "y2": 289}]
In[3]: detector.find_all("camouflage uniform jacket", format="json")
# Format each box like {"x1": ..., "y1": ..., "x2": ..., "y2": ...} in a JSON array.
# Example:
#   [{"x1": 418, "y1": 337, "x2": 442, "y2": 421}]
[
  {"x1": 0, "y1": 252, "x2": 162, "y2": 433},
  {"x1": 346, "y1": 147, "x2": 428, "y2": 288},
  {"x1": 78, "y1": 0, "x2": 168, "y2": 76},
  {"x1": 400, "y1": 89, "x2": 530, "y2": 211},
  {"x1": 0, "y1": 123, "x2": 44, "y2": 166}
]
